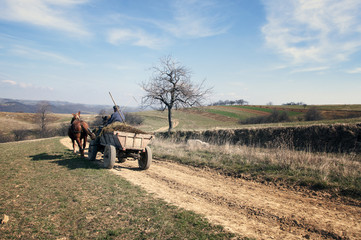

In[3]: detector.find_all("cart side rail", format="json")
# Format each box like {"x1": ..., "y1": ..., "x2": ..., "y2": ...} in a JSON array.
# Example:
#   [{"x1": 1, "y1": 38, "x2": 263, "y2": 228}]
[{"x1": 100, "y1": 131, "x2": 154, "y2": 150}]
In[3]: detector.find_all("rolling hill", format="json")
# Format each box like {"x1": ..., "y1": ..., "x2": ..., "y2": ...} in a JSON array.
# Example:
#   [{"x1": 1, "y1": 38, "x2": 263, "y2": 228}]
[
  {"x1": 0, "y1": 98, "x2": 137, "y2": 114},
  {"x1": 1, "y1": 103, "x2": 361, "y2": 142},
  {"x1": 135, "y1": 104, "x2": 361, "y2": 132}
]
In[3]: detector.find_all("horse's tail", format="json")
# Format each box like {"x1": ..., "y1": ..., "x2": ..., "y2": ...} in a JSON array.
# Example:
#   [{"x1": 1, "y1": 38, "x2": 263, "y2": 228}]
[{"x1": 81, "y1": 123, "x2": 96, "y2": 140}]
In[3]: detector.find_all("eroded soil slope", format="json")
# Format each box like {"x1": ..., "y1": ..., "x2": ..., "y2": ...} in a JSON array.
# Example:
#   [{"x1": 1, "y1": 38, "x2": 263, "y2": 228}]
[{"x1": 60, "y1": 138, "x2": 361, "y2": 240}]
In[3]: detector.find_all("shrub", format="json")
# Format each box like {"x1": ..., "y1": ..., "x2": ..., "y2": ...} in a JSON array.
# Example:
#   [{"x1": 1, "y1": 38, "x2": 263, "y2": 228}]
[
  {"x1": 125, "y1": 113, "x2": 144, "y2": 125},
  {"x1": 304, "y1": 107, "x2": 323, "y2": 121},
  {"x1": 0, "y1": 133, "x2": 14, "y2": 143},
  {"x1": 12, "y1": 129, "x2": 34, "y2": 141},
  {"x1": 92, "y1": 110, "x2": 109, "y2": 127},
  {"x1": 55, "y1": 123, "x2": 69, "y2": 136}
]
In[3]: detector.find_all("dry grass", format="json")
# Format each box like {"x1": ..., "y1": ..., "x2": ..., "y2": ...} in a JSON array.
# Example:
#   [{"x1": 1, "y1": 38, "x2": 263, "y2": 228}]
[
  {"x1": 151, "y1": 137, "x2": 361, "y2": 198},
  {"x1": 0, "y1": 112, "x2": 98, "y2": 142}
]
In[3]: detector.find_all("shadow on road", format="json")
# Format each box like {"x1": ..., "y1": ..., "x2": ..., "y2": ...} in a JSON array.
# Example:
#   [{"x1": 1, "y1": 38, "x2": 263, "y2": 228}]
[
  {"x1": 30, "y1": 149, "x2": 102, "y2": 170},
  {"x1": 30, "y1": 153, "x2": 63, "y2": 161}
]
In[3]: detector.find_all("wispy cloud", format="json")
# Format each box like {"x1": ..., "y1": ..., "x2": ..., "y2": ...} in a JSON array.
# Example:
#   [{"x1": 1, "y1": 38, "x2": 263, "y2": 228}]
[
  {"x1": 1, "y1": 79, "x2": 53, "y2": 90},
  {"x1": 2, "y1": 80, "x2": 17, "y2": 85},
  {"x1": 10, "y1": 45, "x2": 84, "y2": 66},
  {"x1": 268, "y1": 65, "x2": 289, "y2": 71},
  {"x1": 162, "y1": 0, "x2": 230, "y2": 38},
  {"x1": 106, "y1": 0, "x2": 229, "y2": 49},
  {"x1": 346, "y1": 67, "x2": 361, "y2": 74},
  {"x1": 107, "y1": 28, "x2": 165, "y2": 49},
  {"x1": 291, "y1": 66, "x2": 330, "y2": 73},
  {"x1": 262, "y1": 0, "x2": 361, "y2": 64},
  {"x1": 0, "y1": 0, "x2": 90, "y2": 36}
]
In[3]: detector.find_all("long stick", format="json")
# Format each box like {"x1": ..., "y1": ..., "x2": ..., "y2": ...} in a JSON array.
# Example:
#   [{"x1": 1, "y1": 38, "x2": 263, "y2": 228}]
[{"x1": 109, "y1": 92, "x2": 126, "y2": 123}]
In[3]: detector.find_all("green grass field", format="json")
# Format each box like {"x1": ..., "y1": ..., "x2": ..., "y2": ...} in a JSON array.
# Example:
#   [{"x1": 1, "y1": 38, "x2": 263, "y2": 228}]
[
  {"x1": 204, "y1": 107, "x2": 257, "y2": 120},
  {"x1": 232, "y1": 105, "x2": 303, "y2": 117},
  {"x1": 231, "y1": 105, "x2": 274, "y2": 113},
  {"x1": 0, "y1": 138, "x2": 238, "y2": 239},
  {"x1": 135, "y1": 104, "x2": 361, "y2": 132}
]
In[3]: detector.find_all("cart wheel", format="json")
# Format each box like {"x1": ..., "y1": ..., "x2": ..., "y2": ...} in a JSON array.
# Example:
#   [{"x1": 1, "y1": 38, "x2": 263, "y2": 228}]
[
  {"x1": 139, "y1": 146, "x2": 152, "y2": 170},
  {"x1": 88, "y1": 140, "x2": 98, "y2": 161},
  {"x1": 103, "y1": 144, "x2": 116, "y2": 169}
]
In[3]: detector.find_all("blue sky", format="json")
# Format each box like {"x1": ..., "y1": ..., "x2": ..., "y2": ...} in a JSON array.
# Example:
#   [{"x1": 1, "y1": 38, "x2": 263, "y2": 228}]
[{"x1": 0, "y1": 0, "x2": 361, "y2": 106}]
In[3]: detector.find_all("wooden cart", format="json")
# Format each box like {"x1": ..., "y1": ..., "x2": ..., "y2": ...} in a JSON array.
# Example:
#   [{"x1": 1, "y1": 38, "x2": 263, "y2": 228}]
[{"x1": 88, "y1": 131, "x2": 154, "y2": 170}]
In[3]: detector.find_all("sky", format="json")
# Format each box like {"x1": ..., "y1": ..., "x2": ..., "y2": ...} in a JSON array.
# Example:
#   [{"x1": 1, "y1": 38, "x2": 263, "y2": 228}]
[{"x1": 0, "y1": 0, "x2": 361, "y2": 107}]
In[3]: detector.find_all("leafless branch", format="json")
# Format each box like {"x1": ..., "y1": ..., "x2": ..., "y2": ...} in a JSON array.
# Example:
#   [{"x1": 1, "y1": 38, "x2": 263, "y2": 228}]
[{"x1": 140, "y1": 55, "x2": 212, "y2": 131}]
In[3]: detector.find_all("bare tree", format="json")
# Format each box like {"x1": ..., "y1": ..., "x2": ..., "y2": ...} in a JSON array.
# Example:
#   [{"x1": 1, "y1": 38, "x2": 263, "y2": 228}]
[
  {"x1": 36, "y1": 101, "x2": 51, "y2": 137},
  {"x1": 141, "y1": 55, "x2": 212, "y2": 132}
]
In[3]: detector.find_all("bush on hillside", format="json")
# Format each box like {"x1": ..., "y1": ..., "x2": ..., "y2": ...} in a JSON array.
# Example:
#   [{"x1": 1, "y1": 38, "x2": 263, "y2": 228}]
[
  {"x1": 304, "y1": 107, "x2": 323, "y2": 121},
  {"x1": 239, "y1": 109, "x2": 290, "y2": 124},
  {"x1": 125, "y1": 113, "x2": 144, "y2": 125},
  {"x1": 12, "y1": 129, "x2": 35, "y2": 141},
  {"x1": 56, "y1": 123, "x2": 70, "y2": 136},
  {"x1": 0, "y1": 132, "x2": 14, "y2": 143}
]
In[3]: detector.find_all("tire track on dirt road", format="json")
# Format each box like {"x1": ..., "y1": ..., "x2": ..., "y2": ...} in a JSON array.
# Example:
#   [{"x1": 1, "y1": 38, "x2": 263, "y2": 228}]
[{"x1": 60, "y1": 138, "x2": 361, "y2": 240}]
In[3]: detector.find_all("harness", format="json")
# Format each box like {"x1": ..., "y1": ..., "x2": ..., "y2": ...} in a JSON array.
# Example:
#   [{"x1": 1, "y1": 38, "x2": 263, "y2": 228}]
[
  {"x1": 71, "y1": 125, "x2": 82, "y2": 134},
  {"x1": 70, "y1": 119, "x2": 84, "y2": 134}
]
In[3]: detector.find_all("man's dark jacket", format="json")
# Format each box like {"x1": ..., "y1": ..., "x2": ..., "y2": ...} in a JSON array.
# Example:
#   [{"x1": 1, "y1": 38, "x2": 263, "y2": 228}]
[{"x1": 107, "y1": 111, "x2": 125, "y2": 125}]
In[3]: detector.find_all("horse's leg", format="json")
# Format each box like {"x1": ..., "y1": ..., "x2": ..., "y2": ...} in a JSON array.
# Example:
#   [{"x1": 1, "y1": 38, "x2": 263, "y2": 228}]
[
  {"x1": 83, "y1": 135, "x2": 87, "y2": 157},
  {"x1": 78, "y1": 136, "x2": 85, "y2": 157},
  {"x1": 71, "y1": 139, "x2": 76, "y2": 153},
  {"x1": 76, "y1": 136, "x2": 83, "y2": 156},
  {"x1": 80, "y1": 135, "x2": 85, "y2": 157}
]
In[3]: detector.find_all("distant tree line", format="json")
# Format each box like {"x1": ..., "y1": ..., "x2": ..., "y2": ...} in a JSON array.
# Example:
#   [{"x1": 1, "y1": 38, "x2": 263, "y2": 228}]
[
  {"x1": 283, "y1": 102, "x2": 307, "y2": 107},
  {"x1": 210, "y1": 99, "x2": 249, "y2": 106}
]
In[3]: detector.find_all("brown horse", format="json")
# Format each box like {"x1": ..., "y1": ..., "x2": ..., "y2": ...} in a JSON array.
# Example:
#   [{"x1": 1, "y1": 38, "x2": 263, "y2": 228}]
[{"x1": 68, "y1": 111, "x2": 95, "y2": 157}]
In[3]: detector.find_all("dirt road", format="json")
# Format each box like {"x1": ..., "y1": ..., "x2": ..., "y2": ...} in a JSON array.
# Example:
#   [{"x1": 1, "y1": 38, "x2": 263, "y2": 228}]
[
  {"x1": 154, "y1": 119, "x2": 179, "y2": 132},
  {"x1": 60, "y1": 138, "x2": 361, "y2": 240}
]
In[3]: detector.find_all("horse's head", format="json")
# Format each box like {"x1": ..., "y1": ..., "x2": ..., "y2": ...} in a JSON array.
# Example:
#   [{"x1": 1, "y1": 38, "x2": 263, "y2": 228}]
[{"x1": 71, "y1": 111, "x2": 81, "y2": 124}]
